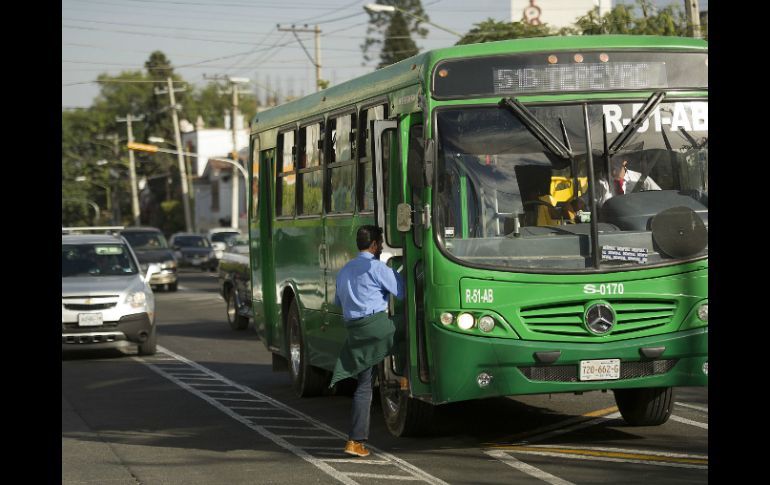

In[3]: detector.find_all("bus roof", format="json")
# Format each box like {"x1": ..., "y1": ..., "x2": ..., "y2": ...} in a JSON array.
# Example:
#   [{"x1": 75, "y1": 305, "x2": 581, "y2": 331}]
[{"x1": 250, "y1": 35, "x2": 707, "y2": 133}]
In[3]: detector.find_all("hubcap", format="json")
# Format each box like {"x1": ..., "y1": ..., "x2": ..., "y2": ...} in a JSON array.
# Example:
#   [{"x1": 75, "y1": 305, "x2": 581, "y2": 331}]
[
  {"x1": 290, "y1": 322, "x2": 301, "y2": 376},
  {"x1": 227, "y1": 293, "x2": 236, "y2": 321}
]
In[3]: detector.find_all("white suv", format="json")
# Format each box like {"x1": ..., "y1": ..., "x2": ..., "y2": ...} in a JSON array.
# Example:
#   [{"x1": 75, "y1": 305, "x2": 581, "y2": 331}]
[{"x1": 62, "y1": 233, "x2": 160, "y2": 355}]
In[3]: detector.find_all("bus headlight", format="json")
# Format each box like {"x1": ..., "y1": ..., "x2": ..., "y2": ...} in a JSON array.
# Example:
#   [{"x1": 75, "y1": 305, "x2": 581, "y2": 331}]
[
  {"x1": 440, "y1": 312, "x2": 454, "y2": 326},
  {"x1": 457, "y1": 313, "x2": 475, "y2": 330},
  {"x1": 697, "y1": 303, "x2": 708, "y2": 322},
  {"x1": 478, "y1": 316, "x2": 495, "y2": 333}
]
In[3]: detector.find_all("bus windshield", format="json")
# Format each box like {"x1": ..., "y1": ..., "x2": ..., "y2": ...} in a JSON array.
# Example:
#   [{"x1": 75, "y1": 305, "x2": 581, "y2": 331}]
[{"x1": 435, "y1": 101, "x2": 708, "y2": 272}]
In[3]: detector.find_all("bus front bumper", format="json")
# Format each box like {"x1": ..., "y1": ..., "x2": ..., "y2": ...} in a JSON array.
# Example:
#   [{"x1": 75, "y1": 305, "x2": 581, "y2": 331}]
[{"x1": 427, "y1": 325, "x2": 708, "y2": 404}]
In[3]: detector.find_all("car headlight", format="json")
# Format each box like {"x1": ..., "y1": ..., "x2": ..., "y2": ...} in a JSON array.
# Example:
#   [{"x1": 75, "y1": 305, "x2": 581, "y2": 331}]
[
  {"x1": 160, "y1": 260, "x2": 177, "y2": 269},
  {"x1": 125, "y1": 291, "x2": 147, "y2": 308}
]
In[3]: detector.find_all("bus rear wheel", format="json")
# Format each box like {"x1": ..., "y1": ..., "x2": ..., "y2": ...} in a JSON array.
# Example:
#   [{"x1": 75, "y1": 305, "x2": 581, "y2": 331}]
[
  {"x1": 614, "y1": 386, "x2": 674, "y2": 426},
  {"x1": 226, "y1": 288, "x2": 249, "y2": 330},
  {"x1": 378, "y1": 360, "x2": 434, "y2": 437},
  {"x1": 287, "y1": 299, "x2": 326, "y2": 397}
]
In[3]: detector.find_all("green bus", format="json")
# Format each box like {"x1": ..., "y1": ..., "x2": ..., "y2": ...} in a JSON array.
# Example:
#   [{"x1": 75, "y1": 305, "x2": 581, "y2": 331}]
[{"x1": 247, "y1": 35, "x2": 708, "y2": 436}]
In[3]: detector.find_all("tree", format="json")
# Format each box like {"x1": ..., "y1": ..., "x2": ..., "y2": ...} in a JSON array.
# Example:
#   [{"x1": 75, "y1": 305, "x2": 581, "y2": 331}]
[
  {"x1": 455, "y1": 18, "x2": 552, "y2": 45},
  {"x1": 575, "y1": 0, "x2": 694, "y2": 37},
  {"x1": 362, "y1": 0, "x2": 429, "y2": 69}
]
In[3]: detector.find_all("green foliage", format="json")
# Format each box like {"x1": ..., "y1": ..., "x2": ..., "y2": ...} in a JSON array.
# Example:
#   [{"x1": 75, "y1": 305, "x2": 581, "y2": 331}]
[
  {"x1": 455, "y1": 18, "x2": 553, "y2": 45},
  {"x1": 160, "y1": 199, "x2": 185, "y2": 235},
  {"x1": 362, "y1": 0, "x2": 429, "y2": 68},
  {"x1": 62, "y1": 50, "x2": 259, "y2": 227},
  {"x1": 575, "y1": 0, "x2": 693, "y2": 37}
]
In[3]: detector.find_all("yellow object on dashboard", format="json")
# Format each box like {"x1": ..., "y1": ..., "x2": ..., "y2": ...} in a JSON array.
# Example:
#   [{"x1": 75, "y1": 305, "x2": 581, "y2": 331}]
[{"x1": 550, "y1": 176, "x2": 587, "y2": 202}]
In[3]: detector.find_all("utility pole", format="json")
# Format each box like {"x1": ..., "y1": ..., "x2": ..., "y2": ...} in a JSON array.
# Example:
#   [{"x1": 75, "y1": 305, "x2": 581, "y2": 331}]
[
  {"x1": 115, "y1": 114, "x2": 144, "y2": 225},
  {"x1": 204, "y1": 75, "x2": 250, "y2": 229},
  {"x1": 684, "y1": 0, "x2": 702, "y2": 38},
  {"x1": 278, "y1": 24, "x2": 324, "y2": 91},
  {"x1": 155, "y1": 77, "x2": 193, "y2": 232}
]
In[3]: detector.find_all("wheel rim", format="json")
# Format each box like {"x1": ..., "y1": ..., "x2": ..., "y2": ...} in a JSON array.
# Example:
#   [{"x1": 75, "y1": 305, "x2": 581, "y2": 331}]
[
  {"x1": 227, "y1": 292, "x2": 236, "y2": 322},
  {"x1": 383, "y1": 386, "x2": 402, "y2": 416},
  {"x1": 289, "y1": 319, "x2": 301, "y2": 377}
]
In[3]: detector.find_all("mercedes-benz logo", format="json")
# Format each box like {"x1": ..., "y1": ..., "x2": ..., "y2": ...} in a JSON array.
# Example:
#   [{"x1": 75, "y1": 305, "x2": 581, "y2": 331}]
[{"x1": 584, "y1": 303, "x2": 616, "y2": 335}]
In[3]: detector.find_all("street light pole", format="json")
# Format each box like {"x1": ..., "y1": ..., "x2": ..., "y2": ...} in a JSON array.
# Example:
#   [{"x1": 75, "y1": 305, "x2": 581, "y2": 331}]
[
  {"x1": 116, "y1": 114, "x2": 144, "y2": 226},
  {"x1": 363, "y1": 3, "x2": 462, "y2": 38}
]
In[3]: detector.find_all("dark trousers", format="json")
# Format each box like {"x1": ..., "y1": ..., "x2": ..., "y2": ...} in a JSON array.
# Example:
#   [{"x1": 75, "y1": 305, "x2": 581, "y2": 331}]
[{"x1": 349, "y1": 366, "x2": 375, "y2": 442}]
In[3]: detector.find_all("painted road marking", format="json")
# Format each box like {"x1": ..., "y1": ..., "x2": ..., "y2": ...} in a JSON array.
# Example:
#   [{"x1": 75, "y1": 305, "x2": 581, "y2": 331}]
[
  {"x1": 489, "y1": 445, "x2": 707, "y2": 469},
  {"x1": 136, "y1": 346, "x2": 449, "y2": 485},
  {"x1": 485, "y1": 449, "x2": 576, "y2": 485},
  {"x1": 670, "y1": 415, "x2": 708, "y2": 429},
  {"x1": 485, "y1": 404, "x2": 707, "y2": 482},
  {"x1": 675, "y1": 401, "x2": 708, "y2": 413}
]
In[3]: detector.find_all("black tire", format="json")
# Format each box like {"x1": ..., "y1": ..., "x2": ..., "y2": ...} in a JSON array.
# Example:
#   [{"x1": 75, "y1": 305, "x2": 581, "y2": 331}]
[
  {"x1": 286, "y1": 299, "x2": 326, "y2": 397},
  {"x1": 226, "y1": 288, "x2": 249, "y2": 330},
  {"x1": 378, "y1": 359, "x2": 434, "y2": 437},
  {"x1": 138, "y1": 327, "x2": 157, "y2": 356},
  {"x1": 166, "y1": 282, "x2": 178, "y2": 292},
  {"x1": 614, "y1": 386, "x2": 674, "y2": 426}
]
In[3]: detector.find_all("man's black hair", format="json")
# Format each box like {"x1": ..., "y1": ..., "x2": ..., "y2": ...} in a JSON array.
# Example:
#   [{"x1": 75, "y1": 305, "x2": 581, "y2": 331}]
[{"x1": 356, "y1": 225, "x2": 383, "y2": 251}]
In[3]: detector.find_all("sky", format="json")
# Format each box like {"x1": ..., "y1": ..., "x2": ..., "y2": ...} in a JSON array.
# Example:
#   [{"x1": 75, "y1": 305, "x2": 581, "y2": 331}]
[{"x1": 62, "y1": 0, "x2": 708, "y2": 110}]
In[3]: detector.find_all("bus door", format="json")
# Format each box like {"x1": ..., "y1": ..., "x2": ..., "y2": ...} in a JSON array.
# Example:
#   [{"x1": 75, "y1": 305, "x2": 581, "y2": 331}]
[
  {"x1": 252, "y1": 147, "x2": 278, "y2": 349},
  {"x1": 372, "y1": 119, "x2": 407, "y2": 376}
]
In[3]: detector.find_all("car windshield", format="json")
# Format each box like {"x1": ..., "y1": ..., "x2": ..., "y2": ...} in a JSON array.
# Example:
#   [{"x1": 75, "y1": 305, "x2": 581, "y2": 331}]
[
  {"x1": 211, "y1": 231, "x2": 239, "y2": 243},
  {"x1": 122, "y1": 231, "x2": 169, "y2": 250},
  {"x1": 174, "y1": 236, "x2": 211, "y2": 248},
  {"x1": 62, "y1": 243, "x2": 139, "y2": 277},
  {"x1": 434, "y1": 101, "x2": 708, "y2": 272}
]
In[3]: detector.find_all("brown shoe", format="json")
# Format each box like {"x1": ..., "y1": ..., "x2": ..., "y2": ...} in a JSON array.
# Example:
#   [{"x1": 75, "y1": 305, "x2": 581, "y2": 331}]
[{"x1": 344, "y1": 440, "x2": 370, "y2": 457}]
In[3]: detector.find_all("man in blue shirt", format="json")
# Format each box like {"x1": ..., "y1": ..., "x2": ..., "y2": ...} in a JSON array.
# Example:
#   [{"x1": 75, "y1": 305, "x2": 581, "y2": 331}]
[{"x1": 331, "y1": 225, "x2": 404, "y2": 458}]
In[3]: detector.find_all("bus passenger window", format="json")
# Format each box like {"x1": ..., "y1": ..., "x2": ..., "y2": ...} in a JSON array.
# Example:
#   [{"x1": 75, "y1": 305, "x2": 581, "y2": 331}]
[
  {"x1": 329, "y1": 113, "x2": 355, "y2": 213},
  {"x1": 299, "y1": 122, "x2": 323, "y2": 215},
  {"x1": 277, "y1": 130, "x2": 296, "y2": 217}
]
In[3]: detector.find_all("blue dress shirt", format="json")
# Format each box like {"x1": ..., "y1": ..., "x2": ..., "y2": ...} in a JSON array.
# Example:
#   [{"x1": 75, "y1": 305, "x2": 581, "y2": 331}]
[{"x1": 334, "y1": 252, "x2": 404, "y2": 321}]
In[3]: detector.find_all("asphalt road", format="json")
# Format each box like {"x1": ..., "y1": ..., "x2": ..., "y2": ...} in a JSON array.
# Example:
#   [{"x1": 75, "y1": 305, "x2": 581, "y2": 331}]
[{"x1": 62, "y1": 269, "x2": 708, "y2": 484}]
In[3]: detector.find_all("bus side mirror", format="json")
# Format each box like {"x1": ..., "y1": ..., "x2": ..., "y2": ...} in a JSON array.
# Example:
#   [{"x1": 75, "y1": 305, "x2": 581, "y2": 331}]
[
  {"x1": 423, "y1": 139, "x2": 435, "y2": 187},
  {"x1": 397, "y1": 203, "x2": 412, "y2": 232}
]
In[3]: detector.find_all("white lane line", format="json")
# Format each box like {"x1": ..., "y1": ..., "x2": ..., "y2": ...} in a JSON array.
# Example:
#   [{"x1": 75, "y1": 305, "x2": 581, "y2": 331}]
[
  {"x1": 670, "y1": 415, "x2": 708, "y2": 429},
  {"x1": 321, "y1": 459, "x2": 392, "y2": 465},
  {"x1": 345, "y1": 473, "x2": 422, "y2": 481},
  {"x1": 675, "y1": 402, "x2": 708, "y2": 413},
  {"x1": 138, "y1": 346, "x2": 448, "y2": 485},
  {"x1": 485, "y1": 449, "x2": 576, "y2": 485}
]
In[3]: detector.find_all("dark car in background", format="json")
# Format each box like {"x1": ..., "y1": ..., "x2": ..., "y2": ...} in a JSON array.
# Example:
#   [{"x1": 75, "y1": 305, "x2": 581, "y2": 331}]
[
  {"x1": 169, "y1": 233, "x2": 217, "y2": 271},
  {"x1": 120, "y1": 227, "x2": 179, "y2": 292},
  {"x1": 218, "y1": 235, "x2": 251, "y2": 330}
]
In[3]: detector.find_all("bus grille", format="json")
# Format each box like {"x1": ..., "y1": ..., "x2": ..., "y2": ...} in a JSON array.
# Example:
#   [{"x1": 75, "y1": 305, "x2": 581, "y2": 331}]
[
  {"x1": 518, "y1": 299, "x2": 677, "y2": 338},
  {"x1": 519, "y1": 359, "x2": 678, "y2": 382}
]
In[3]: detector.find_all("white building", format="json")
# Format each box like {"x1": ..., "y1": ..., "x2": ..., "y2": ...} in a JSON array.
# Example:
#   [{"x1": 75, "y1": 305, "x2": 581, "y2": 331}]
[
  {"x1": 511, "y1": 0, "x2": 611, "y2": 28},
  {"x1": 181, "y1": 115, "x2": 250, "y2": 233}
]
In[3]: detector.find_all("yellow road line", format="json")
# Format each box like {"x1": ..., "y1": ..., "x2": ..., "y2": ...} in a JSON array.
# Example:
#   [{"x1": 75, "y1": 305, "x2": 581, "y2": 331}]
[{"x1": 488, "y1": 445, "x2": 708, "y2": 466}]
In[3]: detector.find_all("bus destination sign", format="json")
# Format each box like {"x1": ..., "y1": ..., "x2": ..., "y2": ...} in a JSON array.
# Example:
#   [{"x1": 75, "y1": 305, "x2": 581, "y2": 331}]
[
  {"x1": 493, "y1": 62, "x2": 667, "y2": 94},
  {"x1": 432, "y1": 51, "x2": 707, "y2": 99}
]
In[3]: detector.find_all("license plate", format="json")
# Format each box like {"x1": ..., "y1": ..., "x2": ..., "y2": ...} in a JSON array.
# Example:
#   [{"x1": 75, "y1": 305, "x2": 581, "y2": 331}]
[
  {"x1": 579, "y1": 359, "x2": 620, "y2": 381},
  {"x1": 78, "y1": 313, "x2": 103, "y2": 327}
]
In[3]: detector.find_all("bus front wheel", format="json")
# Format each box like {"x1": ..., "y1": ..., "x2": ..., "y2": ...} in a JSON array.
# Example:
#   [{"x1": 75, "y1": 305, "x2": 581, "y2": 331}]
[
  {"x1": 378, "y1": 359, "x2": 434, "y2": 437},
  {"x1": 287, "y1": 299, "x2": 326, "y2": 397},
  {"x1": 614, "y1": 386, "x2": 674, "y2": 426}
]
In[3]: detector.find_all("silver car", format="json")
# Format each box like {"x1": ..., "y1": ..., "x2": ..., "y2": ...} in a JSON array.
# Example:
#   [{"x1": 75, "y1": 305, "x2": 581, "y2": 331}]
[{"x1": 62, "y1": 233, "x2": 160, "y2": 355}]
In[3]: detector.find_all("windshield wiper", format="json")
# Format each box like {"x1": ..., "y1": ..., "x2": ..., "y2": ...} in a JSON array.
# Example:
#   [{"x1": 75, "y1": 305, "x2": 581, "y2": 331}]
[
  {"x1": 499, "y1": 97, "x2": 572, "y2": 160},
  {"x1": 608, "y1": 91, "x2": 665, "y2": 155}
]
